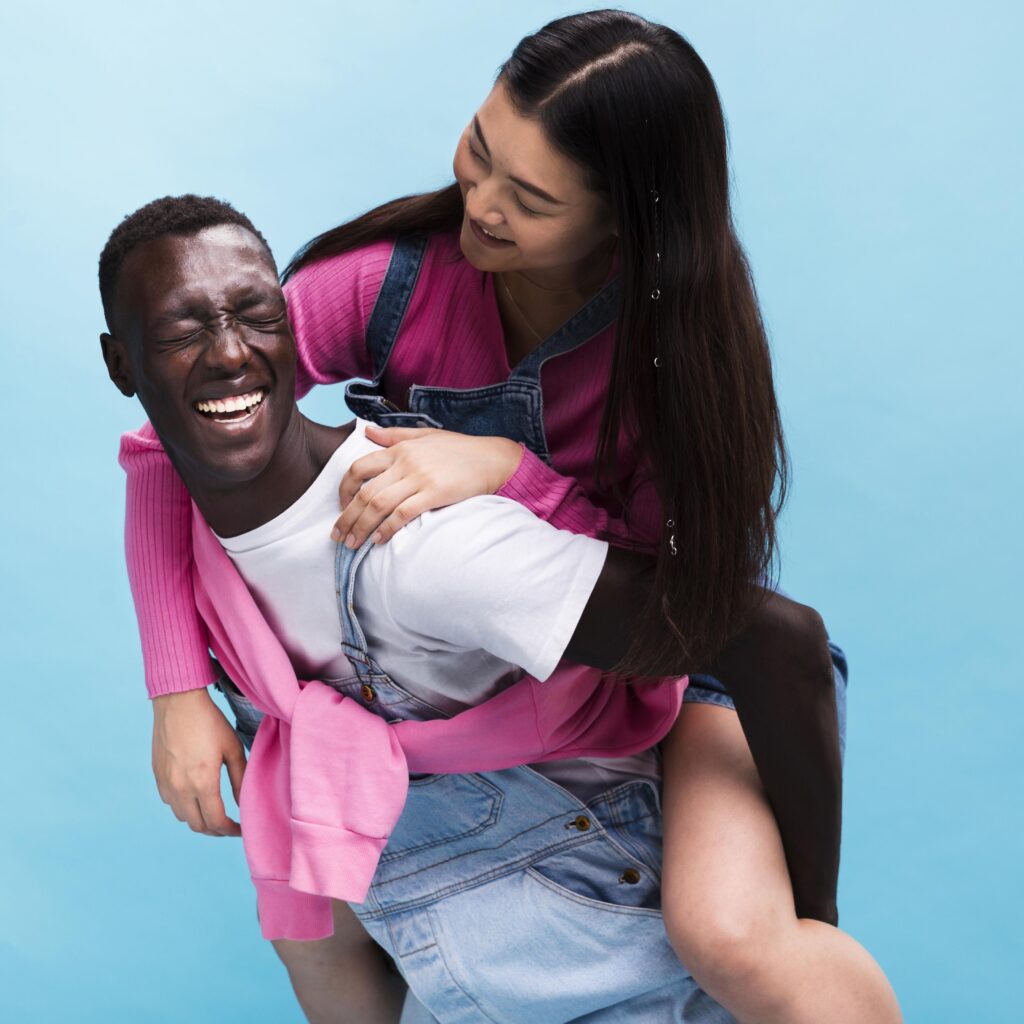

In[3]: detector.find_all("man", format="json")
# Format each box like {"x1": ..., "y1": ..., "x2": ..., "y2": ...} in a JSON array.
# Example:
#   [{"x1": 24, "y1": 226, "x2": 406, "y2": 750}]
[{"x1": 100, "y1": 195, "x2": 843, "y2": 1023}]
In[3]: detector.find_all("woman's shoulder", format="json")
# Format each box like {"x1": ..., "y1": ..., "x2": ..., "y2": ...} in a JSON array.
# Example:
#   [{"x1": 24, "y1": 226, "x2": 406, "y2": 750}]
[
  {"x1": 284, "y1": 229, "x2": 471, "y2": 303},
  {"x1": 284, "y1": 237, "x2": 396, "y2": 301}
]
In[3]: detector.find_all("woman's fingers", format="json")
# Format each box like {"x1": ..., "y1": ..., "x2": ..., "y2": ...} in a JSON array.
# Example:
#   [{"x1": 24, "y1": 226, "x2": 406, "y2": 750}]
[
  {"x1": 333, "y1": 475, "x2": 421, "y2": 549},
  {"x1": 372, "y1": 493, "x2": 438, "y2": 545},
  {"x1": 333, "y1": 430, "x2": 523, "y2": 546},
  {"x1": 337, "y1": 449, "x2": 396, "y2": 514},
  {"x1": 363, "y1": 424, "x2": 439, "y2": 447}
]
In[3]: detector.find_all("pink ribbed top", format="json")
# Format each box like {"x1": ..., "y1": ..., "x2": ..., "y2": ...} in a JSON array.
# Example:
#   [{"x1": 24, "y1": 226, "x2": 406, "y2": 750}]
[{"x1": 119, "y1": 230, "x2": 663, "y2": 697}]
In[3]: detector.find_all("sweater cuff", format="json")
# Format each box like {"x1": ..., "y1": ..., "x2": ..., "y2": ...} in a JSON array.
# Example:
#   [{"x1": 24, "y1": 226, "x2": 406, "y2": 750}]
[
  {"x1": 495, "y1": 445, "x2": 563, "y2": 518},
  {"x1": 288, "y1": 819, "x2": 389, "y2": 903},
  {"x1": 254, "y1": 879, "x2": 335, "y2": 941}
]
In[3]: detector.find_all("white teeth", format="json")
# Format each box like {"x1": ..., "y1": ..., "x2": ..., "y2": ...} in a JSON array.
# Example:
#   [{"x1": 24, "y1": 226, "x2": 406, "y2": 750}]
[
  {"x1": 480, "y1": 224, "x2": 508, "y2": 241},
  {"x1": 195, "y1": 389, "x2": 265, "y2": 415}
]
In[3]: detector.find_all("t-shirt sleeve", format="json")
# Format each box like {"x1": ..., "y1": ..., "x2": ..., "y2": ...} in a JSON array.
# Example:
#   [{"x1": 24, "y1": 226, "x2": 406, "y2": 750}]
[
  {"x1": 284, "y1": 240, "x2": 394, "y2": 399},
  {"x1": 378, "y1": 495, "x2": 609, "y2": 682}
]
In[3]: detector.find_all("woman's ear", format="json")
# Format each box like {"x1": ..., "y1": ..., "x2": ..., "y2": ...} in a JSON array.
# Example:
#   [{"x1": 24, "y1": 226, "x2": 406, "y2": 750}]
[{"x1": 100, "y1": 333, "x2": 136, "y2": 397}]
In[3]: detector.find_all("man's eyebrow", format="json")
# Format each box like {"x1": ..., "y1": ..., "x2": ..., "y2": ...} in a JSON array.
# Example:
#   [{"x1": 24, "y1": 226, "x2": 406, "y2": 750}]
[
  {"x1": 473, "y1": 116, "x2": 566, "y2": 206},
  {"x1": 150, "y1": 304, "x2": 203, "y2": 325},
  {"x1": 234, "y1": 290, "x2": 283, "y2": 312},
  {"x1": 150, "y1": 288, "x2": 281, "y2": 323}
]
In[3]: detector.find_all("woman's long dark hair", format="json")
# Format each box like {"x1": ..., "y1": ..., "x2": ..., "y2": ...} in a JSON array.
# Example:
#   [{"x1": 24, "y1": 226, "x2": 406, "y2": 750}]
[{"x1": 284, "y1": 10, "x2": 787, "y2": 676}]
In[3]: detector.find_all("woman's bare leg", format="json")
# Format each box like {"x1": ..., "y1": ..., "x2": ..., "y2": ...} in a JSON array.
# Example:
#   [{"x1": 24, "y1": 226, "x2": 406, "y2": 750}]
[
  {"x1": 661, "y1": 703, "x2": 902, "y2": 1024},
  {"x1": 271, "y1": 898, "x2": 406, "y2": 1024}
]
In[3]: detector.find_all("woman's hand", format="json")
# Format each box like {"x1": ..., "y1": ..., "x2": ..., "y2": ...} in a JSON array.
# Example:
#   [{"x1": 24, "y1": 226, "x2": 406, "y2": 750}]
[
  {"x1": 151, "y1": 688, "x2": 247, "y2": 837},
  {"x1": 332, "y1": 425, "x2": 523, "y2": 548}
]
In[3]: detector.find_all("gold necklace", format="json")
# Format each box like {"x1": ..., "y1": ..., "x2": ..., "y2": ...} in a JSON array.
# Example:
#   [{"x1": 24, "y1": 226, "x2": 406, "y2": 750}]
[
  {"x1": 516, "y1": 239, "x2": 617, "y2": 294},
  {"x1": 498, "y1": 274, "x2": 545, "y2": 342}
]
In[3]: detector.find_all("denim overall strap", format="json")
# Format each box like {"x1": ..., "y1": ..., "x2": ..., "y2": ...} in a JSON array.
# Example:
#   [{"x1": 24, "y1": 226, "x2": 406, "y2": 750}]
[
  {"x1": 345, "y1": 234, "x2": 443, "y2": 429},
  {"x1": 508, "y1": 275, "x2": 621, "y2": 383},
  {"x1": 332, "y1": 539, "x2": 451, "y2": 723},
  {"x1": 334, "y1": 538, "x2": 380, "y2": 673},
  {"x1": 404, "y1": 276, "x2": 621, "y2": 462}
]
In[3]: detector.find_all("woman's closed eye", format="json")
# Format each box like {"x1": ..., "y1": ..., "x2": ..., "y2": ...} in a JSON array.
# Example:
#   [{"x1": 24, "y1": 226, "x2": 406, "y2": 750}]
[
  {"x1": 469, "y1": 141, "x2": 543, "y2": 216},
  {"x1": 513, "y1": 193, "x2": 542, "y2": 217}
]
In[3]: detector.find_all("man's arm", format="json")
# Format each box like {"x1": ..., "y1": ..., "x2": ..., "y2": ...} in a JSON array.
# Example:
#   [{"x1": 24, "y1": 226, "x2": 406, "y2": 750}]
[
  {"x1": 567, "y1": 548, "x2": 843, "y2": 926},
  {"x1": 382, "y1": 503, "x2": 841, "y2": 923}
]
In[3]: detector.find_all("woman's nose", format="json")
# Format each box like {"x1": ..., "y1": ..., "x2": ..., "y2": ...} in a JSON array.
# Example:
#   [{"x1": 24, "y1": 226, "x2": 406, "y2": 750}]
[{"x1": 464, "y1": 179, "x2": 505, "y2": 227}]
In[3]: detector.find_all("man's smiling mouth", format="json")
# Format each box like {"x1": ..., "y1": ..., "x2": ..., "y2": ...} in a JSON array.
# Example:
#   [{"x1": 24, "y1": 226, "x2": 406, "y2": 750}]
[{"x1": 193, "y1": 387, "x2": 267, "y2": 422}]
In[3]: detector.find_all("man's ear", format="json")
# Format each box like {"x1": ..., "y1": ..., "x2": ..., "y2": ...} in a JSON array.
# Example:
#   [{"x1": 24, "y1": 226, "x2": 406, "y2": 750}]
[{"x1": 100, "y1": 333, "x2": 136, "y2": 397}]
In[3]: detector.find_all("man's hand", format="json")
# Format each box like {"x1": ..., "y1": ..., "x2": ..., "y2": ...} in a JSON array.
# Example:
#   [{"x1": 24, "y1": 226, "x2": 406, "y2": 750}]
[{"x1": 151, "y1": 688, "x2": 247, "y2": 837}]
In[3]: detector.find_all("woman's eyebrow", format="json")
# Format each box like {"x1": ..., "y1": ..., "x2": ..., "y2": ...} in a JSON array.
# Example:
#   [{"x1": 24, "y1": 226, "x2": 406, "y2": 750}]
[{"x1": 473, "y1": 115, "x2": 566, "y2": 206}]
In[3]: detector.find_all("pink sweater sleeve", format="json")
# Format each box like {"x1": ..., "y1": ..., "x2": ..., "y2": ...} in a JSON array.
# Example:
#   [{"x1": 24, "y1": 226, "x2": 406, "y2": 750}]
[
  {"x1": 286, "y1": 241, "x2": 392, "y2": 397},
  {"x1": 498, "y1": 446, "x2": 663, "y2": 551},
  {"x1": 119, "y1": 245, "x2": 392, "y2": 697},
  {"x1": 119, "y1": 426, "x2": 217, "y2": 696}
]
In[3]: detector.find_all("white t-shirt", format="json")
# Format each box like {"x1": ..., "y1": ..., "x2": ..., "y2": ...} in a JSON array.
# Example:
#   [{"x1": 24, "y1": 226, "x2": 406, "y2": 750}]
[{"x1": 217, "y1": 420, "x2": 661, "y2": 799}]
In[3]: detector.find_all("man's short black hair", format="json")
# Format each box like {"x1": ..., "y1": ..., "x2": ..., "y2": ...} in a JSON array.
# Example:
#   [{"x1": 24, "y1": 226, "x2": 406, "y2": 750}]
[{"x1": 98, "y1": 194, "x2": 273, "y2": 330}]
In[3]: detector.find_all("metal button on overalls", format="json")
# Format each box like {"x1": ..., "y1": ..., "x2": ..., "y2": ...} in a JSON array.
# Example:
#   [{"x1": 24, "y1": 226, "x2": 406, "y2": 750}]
[{"x1": 361, "y1": 683, "x2": 376, "y2": 703}]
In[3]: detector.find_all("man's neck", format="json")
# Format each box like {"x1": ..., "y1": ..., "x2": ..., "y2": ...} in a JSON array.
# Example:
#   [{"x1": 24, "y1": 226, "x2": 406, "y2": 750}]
[{"x1": 186, "y1": 414, "x2": 355, "y2": 538}]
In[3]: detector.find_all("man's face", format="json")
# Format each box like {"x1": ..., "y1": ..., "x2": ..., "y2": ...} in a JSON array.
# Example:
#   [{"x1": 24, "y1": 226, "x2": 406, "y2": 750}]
[{"x1": 103, "y1": 224, "x2": 296, "y2": 490}]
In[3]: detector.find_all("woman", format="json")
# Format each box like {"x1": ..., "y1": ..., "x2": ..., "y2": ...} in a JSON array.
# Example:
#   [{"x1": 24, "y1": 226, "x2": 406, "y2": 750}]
[{"x1": 125, "y1": 11, "x2": 899, "y2": 1022}]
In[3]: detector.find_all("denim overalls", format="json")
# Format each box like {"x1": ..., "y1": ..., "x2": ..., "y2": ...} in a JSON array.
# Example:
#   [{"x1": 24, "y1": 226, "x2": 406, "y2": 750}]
[
  {"x1": 218, "y1": 540, "x2": 735, "y2": 1023},
  {"x1": 344, "y1": 235, "x2": 849, "y2": 743}
]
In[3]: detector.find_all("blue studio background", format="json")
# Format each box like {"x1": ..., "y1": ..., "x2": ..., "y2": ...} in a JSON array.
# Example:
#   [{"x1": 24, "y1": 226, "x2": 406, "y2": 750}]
[{"x1": 1, "y1": 1, "x2": 1020, "y2": 1020}]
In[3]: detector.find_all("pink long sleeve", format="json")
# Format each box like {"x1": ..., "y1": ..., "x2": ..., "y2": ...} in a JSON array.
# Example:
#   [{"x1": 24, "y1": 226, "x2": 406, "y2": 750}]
[
  {"x1": 119, "y1": 244, "x2": 390, "y2": 697},
  {"x1": 119, "y1": 425, "x2": 217, "y2": 696},
  {"x1": 498, "y1": 445, "x2": 663, "y2": 552}
]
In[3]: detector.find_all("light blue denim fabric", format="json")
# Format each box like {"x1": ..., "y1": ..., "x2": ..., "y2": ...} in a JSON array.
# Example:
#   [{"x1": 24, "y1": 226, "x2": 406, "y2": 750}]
[{"x1": 216, "y1": 537, "x2": 735, "y2": 1022}]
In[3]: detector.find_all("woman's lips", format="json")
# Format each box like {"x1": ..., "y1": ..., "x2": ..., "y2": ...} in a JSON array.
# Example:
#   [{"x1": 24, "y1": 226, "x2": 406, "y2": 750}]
[{"x1": 469, "y1": 218, "x2": 515, "y2": 249}]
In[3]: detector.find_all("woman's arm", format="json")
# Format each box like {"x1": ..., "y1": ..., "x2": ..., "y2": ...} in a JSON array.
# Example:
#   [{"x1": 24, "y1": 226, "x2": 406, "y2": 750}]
[
  {"x1": 119, "y1": 425, "x2": 217, "y2": 696},
  {"x1": 335, "y1": 429, "x2": 661, "y2": 550}
]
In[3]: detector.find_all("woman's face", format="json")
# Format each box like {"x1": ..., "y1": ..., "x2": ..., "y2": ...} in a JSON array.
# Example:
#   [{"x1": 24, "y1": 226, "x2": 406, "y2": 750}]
[{"x1": 453, "y1": 82, "x2": 615, "y2": 279}]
